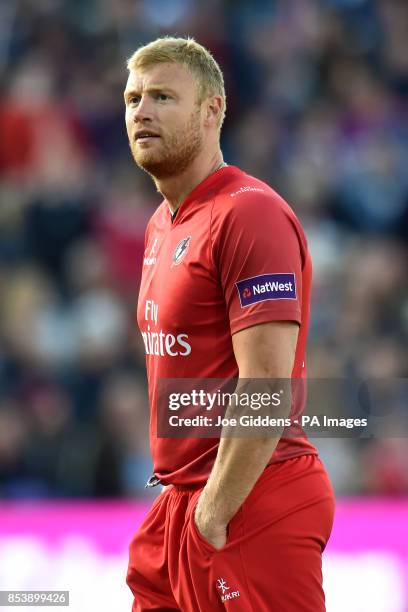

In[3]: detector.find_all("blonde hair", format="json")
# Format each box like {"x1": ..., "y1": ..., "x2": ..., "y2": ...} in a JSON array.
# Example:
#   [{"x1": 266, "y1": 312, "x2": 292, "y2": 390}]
[{"x1": 127, "y1": 36, "x2": 226, "y2": 130}]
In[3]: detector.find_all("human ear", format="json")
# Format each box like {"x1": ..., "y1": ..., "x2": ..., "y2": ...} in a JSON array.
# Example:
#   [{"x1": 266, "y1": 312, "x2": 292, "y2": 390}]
[{"x1": 204, "y1": 96, "x2": 223, "y2": 127}]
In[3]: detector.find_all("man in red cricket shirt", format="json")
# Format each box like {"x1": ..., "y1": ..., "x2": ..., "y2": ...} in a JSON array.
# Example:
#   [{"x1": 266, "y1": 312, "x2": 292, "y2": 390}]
[{"x1": 124, "y1": 36, "x2": 335, "y2": 611}]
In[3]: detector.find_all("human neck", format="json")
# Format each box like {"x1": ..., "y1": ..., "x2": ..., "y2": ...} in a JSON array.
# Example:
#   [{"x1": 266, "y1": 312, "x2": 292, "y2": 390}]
[{"x1": 153, "y1": 149, "x2": 225, "y2": 214}]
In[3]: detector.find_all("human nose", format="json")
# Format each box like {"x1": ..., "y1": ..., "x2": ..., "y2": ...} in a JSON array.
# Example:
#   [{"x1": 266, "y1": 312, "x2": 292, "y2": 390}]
[{"x1": 132, "y1": 94, "x2": 153, "y2": 123}]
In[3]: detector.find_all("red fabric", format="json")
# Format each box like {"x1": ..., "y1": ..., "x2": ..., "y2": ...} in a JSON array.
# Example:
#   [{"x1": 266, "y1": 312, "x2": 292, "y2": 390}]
[
  {"x1": 0, "y1": 101, "x2": 88, "y2": 176},
  {"x1": 127, "y1": 454, "x2": 335, "y2": 611},
  {"x1": 0, "y1": 104, "x2": 34, "y2": 172},
  {"x1": 137, "y1": 165, "x2": 317, "y2": 486}
]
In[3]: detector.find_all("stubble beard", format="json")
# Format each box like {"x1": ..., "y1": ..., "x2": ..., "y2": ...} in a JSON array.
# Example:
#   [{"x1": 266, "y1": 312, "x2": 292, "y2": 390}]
[{"x1": 130, "y1": 108, "x2": 204, "y2": 180}]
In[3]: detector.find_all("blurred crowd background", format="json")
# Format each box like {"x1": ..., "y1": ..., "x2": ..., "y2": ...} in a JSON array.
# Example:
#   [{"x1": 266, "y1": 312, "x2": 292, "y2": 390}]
[{"x1": 0, "y1": 0, "x2": 407, "y2": 500}]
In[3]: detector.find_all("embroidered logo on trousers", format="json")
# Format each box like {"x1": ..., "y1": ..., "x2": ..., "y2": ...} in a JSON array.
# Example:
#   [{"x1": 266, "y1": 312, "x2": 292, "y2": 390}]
[{"x1": 216, "y1": 578, "x2": 241, "y2": 603}]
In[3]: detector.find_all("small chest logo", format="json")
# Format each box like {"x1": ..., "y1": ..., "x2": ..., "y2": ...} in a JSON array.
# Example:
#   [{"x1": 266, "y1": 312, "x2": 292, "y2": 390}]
[
  {"x1": 172, "y1": 236, "x2": 191, "y2": 266},
  {"x1": 144, "y1": 236, "x2": 158, "y2": 266}
]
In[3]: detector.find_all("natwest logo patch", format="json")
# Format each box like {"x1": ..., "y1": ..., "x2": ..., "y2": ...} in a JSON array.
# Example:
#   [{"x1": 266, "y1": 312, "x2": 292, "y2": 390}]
[{"x1": 236, "y1": 273, "x2": 297, "y2": 307}]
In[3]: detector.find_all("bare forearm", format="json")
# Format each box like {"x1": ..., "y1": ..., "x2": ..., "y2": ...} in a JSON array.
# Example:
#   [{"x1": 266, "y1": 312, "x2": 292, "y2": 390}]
[
  {"x1": 195, "y1": 435, "x2": 280, "y2": 529},
  {"x1": 194, "y1": 323, "x2": 298, "y2": 545},
  {"x1": 196, "y1": 379, "x2": 291, "y2": 530}
]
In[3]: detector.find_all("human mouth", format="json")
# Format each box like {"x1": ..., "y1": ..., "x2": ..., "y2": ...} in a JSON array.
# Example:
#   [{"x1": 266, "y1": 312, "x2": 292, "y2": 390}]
[{"x1": 134, "y1": 130, "x2": 161, "y2": 142}]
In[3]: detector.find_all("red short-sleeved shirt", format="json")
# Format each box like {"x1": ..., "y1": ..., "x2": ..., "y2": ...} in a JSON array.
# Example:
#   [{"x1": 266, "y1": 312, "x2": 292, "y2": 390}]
[{"x1": 137, "y1": 165, "x2": 317, "y2": 486}]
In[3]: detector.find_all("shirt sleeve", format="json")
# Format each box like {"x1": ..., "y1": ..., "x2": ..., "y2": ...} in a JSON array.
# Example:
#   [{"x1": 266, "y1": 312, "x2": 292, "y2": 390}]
[{"x1": 212, "y1": 191, "x2": 304, "y2": 335}]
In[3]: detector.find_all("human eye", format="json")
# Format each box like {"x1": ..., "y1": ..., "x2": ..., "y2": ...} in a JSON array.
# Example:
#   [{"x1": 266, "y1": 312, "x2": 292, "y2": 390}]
[
  {"x1": 156, "y1": 92, "x2": 170, "y2": 102},
  {"x1": 128, "y1": 95, "x2": 140, "y2": 105}
]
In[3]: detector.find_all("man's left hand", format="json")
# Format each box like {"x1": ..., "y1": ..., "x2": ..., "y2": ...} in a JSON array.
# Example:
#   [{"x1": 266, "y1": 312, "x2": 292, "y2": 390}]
[
  {"x1": 194, "y1": 491, "x2": 228, "y2": 550},
  {"x1": 194, "y1": 510, "x2": 228, "y2": 550}
]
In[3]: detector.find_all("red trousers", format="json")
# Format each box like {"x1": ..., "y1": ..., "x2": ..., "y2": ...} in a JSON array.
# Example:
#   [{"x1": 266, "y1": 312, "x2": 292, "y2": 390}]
[{"x1": 127, "y1": 455, "x2": 335, "y2": 611}]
